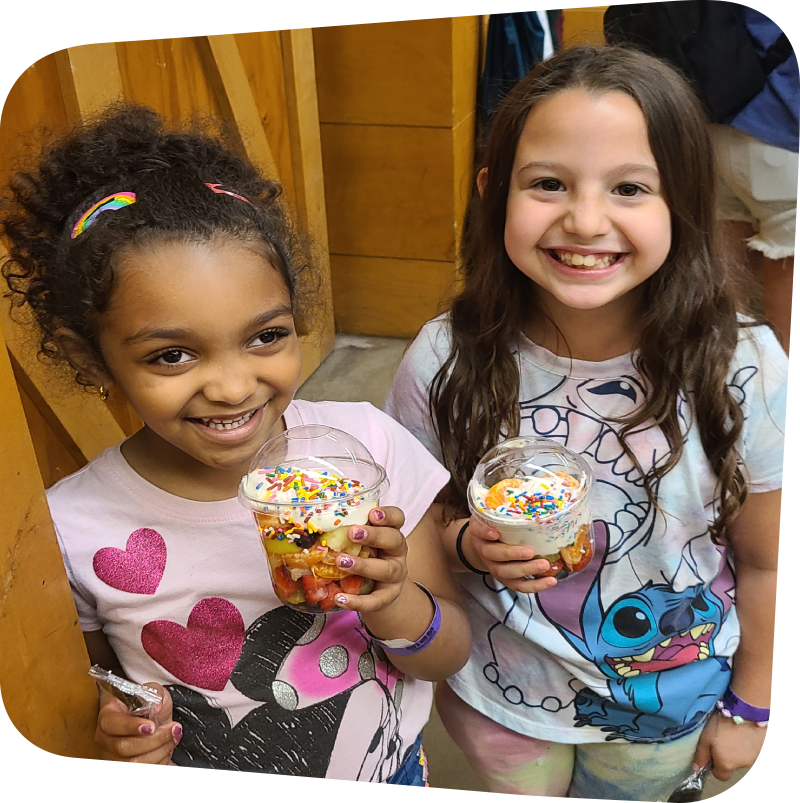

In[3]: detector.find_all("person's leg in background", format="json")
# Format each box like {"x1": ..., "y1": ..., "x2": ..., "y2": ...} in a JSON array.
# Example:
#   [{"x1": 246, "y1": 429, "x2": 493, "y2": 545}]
[
  {"x1": 712, "y1": 125, "x2": 796, "y2": 353},
  {"x1": 434, "y1": 680, "x2": 575, "y2": 796}
]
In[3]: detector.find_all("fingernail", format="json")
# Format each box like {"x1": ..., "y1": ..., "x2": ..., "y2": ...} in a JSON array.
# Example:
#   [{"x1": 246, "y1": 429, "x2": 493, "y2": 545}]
[
  {"x1": 172, "y1": 724, "x2": 183, "y2": 744},
  {"x1": 338, "y1": 555, "x2": 354, "y2": 568},
  {"x1": 352, "y1": 528, "x2": 366, "y2": 541},
  {"x1": 335, "y1": 595, "x2": 348, "y2": 606},
  {"x1": 692, "y1": 763, "x2": 701, "y2": 772},
  {"x1": 373, "y1": 509, "x2": 385, "y2": 521},
  {"x1": 139, "y1": 723, "x2": 153, "y2": 735}
]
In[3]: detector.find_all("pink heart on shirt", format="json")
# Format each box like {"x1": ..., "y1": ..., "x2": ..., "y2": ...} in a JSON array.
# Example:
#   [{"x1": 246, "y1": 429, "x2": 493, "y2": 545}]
[
  {"x1": 93, "y1": 528, "x2": 166, "y2": 595},
  {"x1": 142, "y1": 598, "x2": 245, "y2": 691}
]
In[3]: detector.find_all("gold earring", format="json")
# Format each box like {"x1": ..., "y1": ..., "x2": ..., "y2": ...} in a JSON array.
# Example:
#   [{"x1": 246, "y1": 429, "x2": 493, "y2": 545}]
[{"x1": 98, "y1": 385, "x2": 109, "y2": 401}]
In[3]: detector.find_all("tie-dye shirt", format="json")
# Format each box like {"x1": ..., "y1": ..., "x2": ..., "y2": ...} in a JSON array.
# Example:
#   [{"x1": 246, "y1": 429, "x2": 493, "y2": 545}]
[
  {"x1": 48, "y1": 400, "x2": 449, "y2": 779},
  {"x1": 384, "y1": 316, "x2": 786, "y2": 744}
]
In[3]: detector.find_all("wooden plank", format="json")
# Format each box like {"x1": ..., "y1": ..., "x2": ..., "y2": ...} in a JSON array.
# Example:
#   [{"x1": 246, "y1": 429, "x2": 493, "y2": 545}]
[
  {"x1": 16, "y1": 378, "x2": 82, "y2": 488},
  {"x1": 321, "y1": 122, "x2": 457, "y2": 262},
  {"x1": 562, "y1": 6, "x2": 609, "y2": 46},
  {"x1": 452, "y1": 16, "x2": 480, "y2": 127},
  {"x1": 313, "y1": 19, "x2": 455, "y2": 128},
  {"x1": 116, "y1": 37, "x2": 222, "y2": 123},
  {"x1": 198, "y1": 35, "x2": 279, "y2": 180},
  {"x1": 0, "y1": 317, "x2": 99, "y2": 759},
  {"x1": 234, "y1": 31, "x2": 296, "y2": 207},
  {"x1": 280, "y1": 28, "x2": 335, "y2": 369},
  {"x1": 53, "y1": 43, "x2": 124, "y2": 123},
  {"x1": 1, "y1": 247, "x2": 126, "y2": 464},
  {"x1": 331, "y1": 253, "x2": 457, "y2": 338}
]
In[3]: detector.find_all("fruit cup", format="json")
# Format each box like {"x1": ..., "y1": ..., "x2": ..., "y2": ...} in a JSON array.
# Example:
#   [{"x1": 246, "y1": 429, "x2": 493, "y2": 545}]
[
  {"x1": 468, "y1": 436, "x2": 594, "y2": 580},
  {"x1": 239, "y1": 425, "x2": 388, "y2": 613}
]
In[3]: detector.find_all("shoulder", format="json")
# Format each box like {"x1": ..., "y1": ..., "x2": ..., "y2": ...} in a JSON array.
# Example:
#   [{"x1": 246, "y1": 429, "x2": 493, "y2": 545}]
[
  {"x1": 46, "y1": 444, "x2": 121, "y2": 509},
  {"x1": 731, "y1": 322, "x2": 789, "y2": 385},
  {"x1": 287, "y1": 399, "x2": 428, "y2": 455},
  {"x1": 404, "y1": 315, "x2": 453, "y2": 365}
]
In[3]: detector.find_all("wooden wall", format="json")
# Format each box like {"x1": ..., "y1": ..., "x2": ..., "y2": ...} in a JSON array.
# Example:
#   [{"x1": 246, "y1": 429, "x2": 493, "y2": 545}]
[
  {"x1": 0, "y1": 30, "x2": 332, "y2": 757},
  {"x1": 314, "y1": 17, "x2": 480, "y2": 339}
]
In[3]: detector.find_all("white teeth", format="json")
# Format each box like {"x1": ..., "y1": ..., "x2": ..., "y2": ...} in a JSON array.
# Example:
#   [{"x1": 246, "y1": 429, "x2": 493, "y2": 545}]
[
  {"x1": 200, "y1": 410, "x2": 256, "y2": 430},
  {"x1": 554, "y1": 250, "x2": 615, "y2": 269}
]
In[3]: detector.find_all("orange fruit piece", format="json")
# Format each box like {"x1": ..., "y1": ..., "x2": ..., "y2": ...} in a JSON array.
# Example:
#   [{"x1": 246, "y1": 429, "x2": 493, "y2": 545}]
[{"x1": 485, "y1": 478, "x2": 523, "y2": 509}]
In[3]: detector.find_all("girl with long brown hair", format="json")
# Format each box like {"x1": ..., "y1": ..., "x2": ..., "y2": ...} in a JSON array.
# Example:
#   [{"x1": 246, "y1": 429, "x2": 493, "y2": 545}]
[{"x1": 384, "y1": 45, "x2": 787, "y2": 799}]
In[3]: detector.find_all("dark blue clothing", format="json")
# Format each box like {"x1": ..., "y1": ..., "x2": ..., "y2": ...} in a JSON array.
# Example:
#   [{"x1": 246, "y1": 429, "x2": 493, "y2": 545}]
[
  {"x1": 731, "y1": 8, "x2": 799, "y2": 152},
  {"x1": 386, "y1": 732, "x2": 427, "y2": 786}
]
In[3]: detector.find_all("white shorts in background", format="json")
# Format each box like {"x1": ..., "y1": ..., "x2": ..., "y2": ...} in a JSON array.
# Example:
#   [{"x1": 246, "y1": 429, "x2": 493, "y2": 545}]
[{"x1": 711, "y1": 124, "x2": 798, "y2": 259}]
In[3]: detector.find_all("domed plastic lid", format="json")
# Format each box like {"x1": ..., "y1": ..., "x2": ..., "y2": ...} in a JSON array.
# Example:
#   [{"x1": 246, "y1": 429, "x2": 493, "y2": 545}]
[
  {"x1": 469, "y1": 435, "x2": 592, "y2": 523},
  {"x1": 238, "y1": 425, "x2": 388, "y2": 513}
]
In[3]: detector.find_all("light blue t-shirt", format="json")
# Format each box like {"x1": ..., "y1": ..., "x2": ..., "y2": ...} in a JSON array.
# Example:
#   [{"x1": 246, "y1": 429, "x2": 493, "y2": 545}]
[{"x1": 385, "y1": 316, "x2": 786, "y2": 743}]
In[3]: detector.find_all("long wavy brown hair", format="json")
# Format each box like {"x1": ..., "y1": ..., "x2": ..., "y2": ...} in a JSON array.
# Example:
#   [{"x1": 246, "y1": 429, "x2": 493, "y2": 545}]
[{"x1": 431, "y1": 45, "x2": 766, "y2": 541}]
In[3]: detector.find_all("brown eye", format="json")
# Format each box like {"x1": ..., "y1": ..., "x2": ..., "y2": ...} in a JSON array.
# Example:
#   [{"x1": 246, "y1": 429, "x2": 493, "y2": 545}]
[
  {"x1": 617, "y1": 184, "x2": 640, "y2": 197},
  {"x1": 538, "y1": 178, "x2": 562, "y2": 192},
  {"x1": 161, "y1": 350, "x2": 184, "y2": 364}
]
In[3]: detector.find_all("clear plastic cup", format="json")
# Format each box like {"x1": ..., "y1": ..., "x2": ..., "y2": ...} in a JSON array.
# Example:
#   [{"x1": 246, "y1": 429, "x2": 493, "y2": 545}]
[
  {"x1": 239, "y1": 425, "x2": 388, "y2": 613},
  {"x1": 468, "y1": 436, "x2": 594, "y2": 580}
]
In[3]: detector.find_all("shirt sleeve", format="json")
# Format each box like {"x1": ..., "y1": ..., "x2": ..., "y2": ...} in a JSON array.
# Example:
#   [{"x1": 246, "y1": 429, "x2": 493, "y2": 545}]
[
  {"x1": 383, "y1": 318, "x2": 450, "y2": 463},
  {"x1": 735, "y1": 325, "x2": 788, "y2": 491},
  {"x1": 50, "y1": 515, "x2": 103, "y2": 632},
  {"x1": 364, "y1": 405, "x2": 450, "y2": 534}
]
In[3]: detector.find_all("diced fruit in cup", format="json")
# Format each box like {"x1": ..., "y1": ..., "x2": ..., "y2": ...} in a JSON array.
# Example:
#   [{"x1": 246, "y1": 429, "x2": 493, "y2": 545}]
[
  {"x1": 263, "y1": 536, "x2": 303, "y2": 555},
  {"x1": 273, "y1": 566, "x2": 303, "y2": 600}
]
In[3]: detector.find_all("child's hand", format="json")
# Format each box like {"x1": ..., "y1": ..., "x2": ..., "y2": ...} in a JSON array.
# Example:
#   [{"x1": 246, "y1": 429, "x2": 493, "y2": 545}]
[
  {"x1": 96, "y1": 682, "x2": 182, "y2": 764},
  {"x1": 333, "y1": 506, "x2": 409, "y2": 612},
  {"x1": 467, "y1": 517, "x2": 558, "y2": 593},
  {"x1": 693, "y1": 710, "x2": 766, "y2": 781}
]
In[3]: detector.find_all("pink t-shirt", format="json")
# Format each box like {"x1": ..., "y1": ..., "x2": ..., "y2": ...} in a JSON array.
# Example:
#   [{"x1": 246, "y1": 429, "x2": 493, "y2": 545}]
[{"x1": 47, "y1": 399, "x2": 449, "y2": 781}]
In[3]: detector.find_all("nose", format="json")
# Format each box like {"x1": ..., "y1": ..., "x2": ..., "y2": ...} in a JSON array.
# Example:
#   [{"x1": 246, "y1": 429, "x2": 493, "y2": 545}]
[
  {"x1": 658, "y1": 600, "x2": 696, "y2": 637},
  {"x1": 202, "y1": 356, "x2": 258, "y2": 406},
  {"x1": 563, "y1": 191, "x2": 612, "y2": 240}
]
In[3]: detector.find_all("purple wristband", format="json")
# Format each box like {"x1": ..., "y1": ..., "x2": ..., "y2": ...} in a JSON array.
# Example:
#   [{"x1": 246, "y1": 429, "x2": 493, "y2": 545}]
[
  {"x1": 719, "y1": 688, "x2": 770, "y2": 724},
  {"x1": 366, "y1": 583, "x2": 442, "y2": 656}
]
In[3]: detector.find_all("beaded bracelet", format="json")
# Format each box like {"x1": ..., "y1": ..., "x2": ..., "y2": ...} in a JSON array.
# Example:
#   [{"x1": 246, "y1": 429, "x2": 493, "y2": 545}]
[
  {"x1": 456, "y1": 521, "x2": 489, "y2": 575},
  {"x1": 715, "y1": 688, "x2": 769, "y2": 727},
  {"x1": 362, "y1": 582, "x2": 442, "y2": 656}
]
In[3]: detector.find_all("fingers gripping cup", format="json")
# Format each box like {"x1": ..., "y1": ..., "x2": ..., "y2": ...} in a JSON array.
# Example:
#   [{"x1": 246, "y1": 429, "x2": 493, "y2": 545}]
[
  {"x1": 239, "y1": 425, "x2": 388, "y2": 613},
  {"x1": 468, "y1": 436, "x2": 594, "y2": 581}
]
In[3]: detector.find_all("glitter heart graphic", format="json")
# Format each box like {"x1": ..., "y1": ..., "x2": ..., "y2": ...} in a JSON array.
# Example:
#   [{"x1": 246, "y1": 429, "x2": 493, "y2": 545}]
[
  {"x1": 93, "y1": 528, "x2": 167, "y2": 595},
  {"x1": 142, "y1": 598, "x2": 245, "y2": 691}
]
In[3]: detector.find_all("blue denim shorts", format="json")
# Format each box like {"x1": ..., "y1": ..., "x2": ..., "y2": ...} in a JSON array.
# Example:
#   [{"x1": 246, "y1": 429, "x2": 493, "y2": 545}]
[{"x1": 387, "y1": 732, "x2": 429, "y2": 786}]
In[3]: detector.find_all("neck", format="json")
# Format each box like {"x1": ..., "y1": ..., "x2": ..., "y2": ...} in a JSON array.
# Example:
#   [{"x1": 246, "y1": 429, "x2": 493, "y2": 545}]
[
  {"x1": 121, "y1": 428, "x2": 252, "y2": 502},
  {"x1": 525, "y1": 290, "x2": 644, "y2": 361}
]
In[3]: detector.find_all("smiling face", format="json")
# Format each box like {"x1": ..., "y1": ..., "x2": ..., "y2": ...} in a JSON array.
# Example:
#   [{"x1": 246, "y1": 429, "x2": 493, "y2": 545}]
[
  {"x1": 504, "y1": 89, "x2": 672, "y2": 324},
  {"x1": 96, "y1": 237, "x2": 302, "y2": 492}
]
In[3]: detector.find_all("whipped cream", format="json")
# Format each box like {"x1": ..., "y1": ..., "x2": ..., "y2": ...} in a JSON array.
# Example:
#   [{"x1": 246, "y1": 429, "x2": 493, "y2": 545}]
[{"x1": 240, "y1": 466, "x2": 376, "y2": 536}]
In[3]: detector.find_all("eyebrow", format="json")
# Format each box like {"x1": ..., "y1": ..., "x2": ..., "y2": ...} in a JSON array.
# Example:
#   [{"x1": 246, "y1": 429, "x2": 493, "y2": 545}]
[
  {"x1": 121, "y1": 305, "x2": 294, "y2": 345},
  {"x1": 517, "y1": 161, "x2": 660, "y2": 179}
]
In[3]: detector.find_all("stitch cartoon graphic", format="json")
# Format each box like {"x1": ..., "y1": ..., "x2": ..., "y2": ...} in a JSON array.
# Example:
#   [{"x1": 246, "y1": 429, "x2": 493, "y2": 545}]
[{"x1": 536, "y1": 521, "x2": 733, "y2": 741}]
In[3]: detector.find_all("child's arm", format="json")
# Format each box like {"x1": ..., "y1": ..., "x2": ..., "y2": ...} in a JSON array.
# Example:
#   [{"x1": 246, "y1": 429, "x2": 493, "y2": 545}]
[
  {"x1": 693, "y1": 488, "x2": 779, "y2": 781},
  {"x1": 85, "y1": 631, "x2": 181, "y2": 764},
  {"x1": 334, "y1": 506, "x2": 472, "y2": 681}
]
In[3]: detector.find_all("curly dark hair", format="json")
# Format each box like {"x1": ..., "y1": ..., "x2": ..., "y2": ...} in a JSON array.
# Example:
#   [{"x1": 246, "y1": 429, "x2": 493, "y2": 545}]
[
  {"x1": 431, "y1": 45, "x2": 768, "y2": 543},
  {"x1": 1, "y1": 102, "x2": 318, "y2": 384}
]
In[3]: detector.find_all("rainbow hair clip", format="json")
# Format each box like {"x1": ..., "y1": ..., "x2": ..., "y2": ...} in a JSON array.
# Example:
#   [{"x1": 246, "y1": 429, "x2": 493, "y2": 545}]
[
  {"x1": 205, "y1": 183, "x2": 252, "y2": 204},
  {"x1": 71, "y1": 192, "x2": 137, "y2": 239}
]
